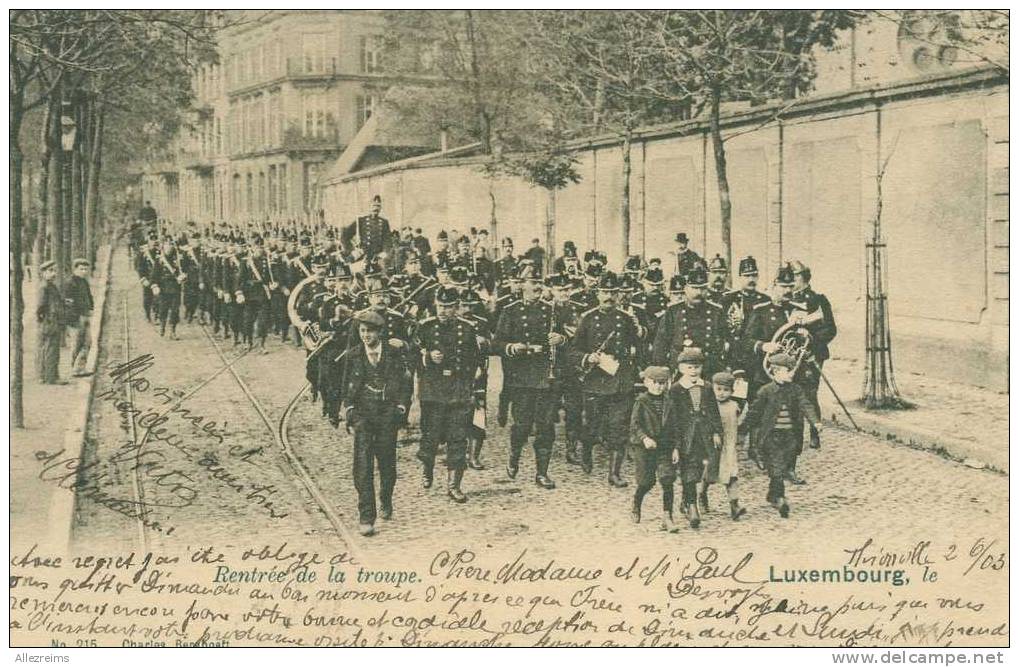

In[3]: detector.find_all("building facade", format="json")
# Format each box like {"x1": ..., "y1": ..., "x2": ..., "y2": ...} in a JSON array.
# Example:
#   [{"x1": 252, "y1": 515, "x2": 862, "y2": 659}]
[{"x1": 142, "y1": 10, "x2": 390, "y2": 224}]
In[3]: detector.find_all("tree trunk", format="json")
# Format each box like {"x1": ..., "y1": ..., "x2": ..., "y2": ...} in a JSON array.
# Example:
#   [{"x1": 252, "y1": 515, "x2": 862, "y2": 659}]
[
  {"x1": 709, "y1": 87, "x2": 733, "y2": 286},
  {"x1": 84, "y1": 105, "x2": 104, "y2": 266},
  {"x1": 46, "y1": 94, "x2": 67, "y2": 285},
  {"x1": 35, "y1": 103, "x2": 51, "y2": 266},
  {"x1": 71, "y1": 126, "x2": 83, "y2": 261},
  {"x1": 621, "y1": 130, "x2": 632, "y2": 260},
  {"x1": 545, "y1": 187, "x2": 556, "y2": 275},
  {"x1": 10, "y1": 110, "x2": 26, "y2": 428}
]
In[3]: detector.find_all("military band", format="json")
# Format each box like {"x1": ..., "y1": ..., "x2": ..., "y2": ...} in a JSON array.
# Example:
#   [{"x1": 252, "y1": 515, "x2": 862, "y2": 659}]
[{"x1": 130, "y1": 201, "x2": 839, "y2": 536}]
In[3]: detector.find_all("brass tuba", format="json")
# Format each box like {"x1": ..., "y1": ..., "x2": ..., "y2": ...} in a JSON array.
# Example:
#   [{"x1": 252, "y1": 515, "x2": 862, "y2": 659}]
[
  {"x1": 763, "y1": 308, "x2": 824, "y2": 380},
  {"x1": 287, "y1": 274, "x2": 324, "y2": 352}
]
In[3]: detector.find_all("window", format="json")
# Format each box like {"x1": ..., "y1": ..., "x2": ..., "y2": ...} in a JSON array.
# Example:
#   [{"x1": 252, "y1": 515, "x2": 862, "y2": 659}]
[
  {"x1": 268, "y1": 165, "x2": 277, "y2": 212},
  {"x1": 279, "y1": 163, "x2": 288, "y2": 212},
  {"x1": 355, "y1": 94, "x2": 376, "y2": 131},
  {"x1": 360, "y1": 35, "x2": 382, "y2": 73},
  {"x1": 301, "y1": 33, "x2": 335, "y2": 74},
  {"x1": 302, "y1": 91, "x2": 334, "y2": 139},
  {"x1": 267, "y1": 90, "x2": 280, "y2": 148}
]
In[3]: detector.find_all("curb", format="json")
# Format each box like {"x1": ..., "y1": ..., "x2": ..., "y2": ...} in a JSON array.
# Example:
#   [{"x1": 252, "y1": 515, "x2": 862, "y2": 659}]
[
  {"x1": 820, "y1": 394, "x2": 1008, "y2": 475},
  {"x1": 46, "y1": 242, "x2": 117, "y2": 556}
]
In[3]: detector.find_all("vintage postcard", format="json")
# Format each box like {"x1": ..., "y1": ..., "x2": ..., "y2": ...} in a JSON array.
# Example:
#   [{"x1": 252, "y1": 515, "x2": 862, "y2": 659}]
[{"x1": 8, "y1": 8, "x2": 1009, "y2": 655}]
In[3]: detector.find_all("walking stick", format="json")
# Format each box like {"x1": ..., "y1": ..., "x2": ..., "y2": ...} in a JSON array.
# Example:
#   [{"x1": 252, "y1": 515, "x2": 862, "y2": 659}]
[{"x1": 810, "y1": 358, "x2": 861, "y2": 431}]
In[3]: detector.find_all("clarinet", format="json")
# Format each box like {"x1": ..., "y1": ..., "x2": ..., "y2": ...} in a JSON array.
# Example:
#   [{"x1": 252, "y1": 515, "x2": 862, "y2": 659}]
[{"x1": 547, "y1": 305, "x2": 557, "y2": 381}]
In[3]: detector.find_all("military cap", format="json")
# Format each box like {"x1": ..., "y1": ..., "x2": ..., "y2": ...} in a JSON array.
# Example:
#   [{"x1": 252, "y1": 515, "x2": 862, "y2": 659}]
[
  {"x1": 355, "y1": 310, "x2": 385, "y2": 329},
  {"x1": 72, "y1": 257, "x2": 90, "y2": 268},
  {"x1": 738, "y1": 256, "x2": 759, "y2": 276},
  {"x1": 675, "y1": 232, "x2": 689, "y2": 243},
  {"x1": 583, "y1": 250, "x2": 603, "y2": 266},
  {"x1": 563, "y1": 240, "x2": 577, "y2": 256},
  {"x1": 669, "y1": 274, "x2": 686, "y2": 293},
  {"x1": 461, "y1": 289, "x2": 482, "y2": 305},
  {"x1": 768, "y1": 352, "x2": 796, "y2": 369},
  {"x1": 787, "y1": 260, "x2": 811, "y2": 281},
  {"x1": 388, "y1": 274, "x2": 408, "y2": 291},
  {"x1": 685, "y1": 265, "x2": 709, "y2": 287},
  {"x1": 584, "y1": 262, "x2": 604, "y2": 279},
  {"x1": 501, "y1": 237, "x2": 514, "y2": 248},
  {"x1": 708, "y1": 254, "x2": 727, "y2": 272},
  {"x1": 435, "y1": 286, "x2": 461, "y2": 305},
  {"x1": 619, "y1": 274, "x2": 639, "y2": 292},
  {"x1": 253, "y1": 235, "x2": 264, "y2": 247},
  {"x1": 677, "y1": 347, "x2": 705, "y2": 365},
  {"x1": 776, "y1": 263, "x2": 796, "y2": 286},
  {"x1": 546, "y1": 274, "x2": 570, "y2": 289},
  {"x1": 40, "y1": 259, "x2": 56, "y2": 271},
  {"x1": 456, "y1": 235, "x2": 471, "y2": 245},
  {"x1": 644, "y1": 268, "x2": 664, "y2": 285},
  {"x1": 597, "y1": 271, "x2": 620, "y2": 291},
  {"x1": 640, "y1": 366, "x2": 671, "y2": 382},
  {"x1": 711, "y1": 371, "x2": 736, "y2": 388},
  {"x1": 311, "y1": 254, "x2": 329, "y2": 268},
  {"x1": 437, "y1": 230, "x2": 449, "y2": 241},
  {"x1": 624, "y1": 255, "x2": 643, "y2": 273},
  {"x1": 371, "y1": 194, "x2": 382, "y2": 204},
  {"x1": 648, "y1": 257, "x2": 662, "y2": 266}
]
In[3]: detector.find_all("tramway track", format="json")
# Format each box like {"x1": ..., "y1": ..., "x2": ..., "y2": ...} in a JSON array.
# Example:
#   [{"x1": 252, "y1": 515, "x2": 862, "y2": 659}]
[
  {"x1": 121, "y1": 296, "x2": 153, "y2": 554},
  {"x1": 199, "y1": 324, "x2": 364, "y2": 562}
]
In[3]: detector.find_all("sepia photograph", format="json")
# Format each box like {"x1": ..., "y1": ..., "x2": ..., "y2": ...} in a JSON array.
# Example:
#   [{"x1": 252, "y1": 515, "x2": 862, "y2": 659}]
[{"x1": 7, "y1": 7, "x2": 1011, "y2": 657}]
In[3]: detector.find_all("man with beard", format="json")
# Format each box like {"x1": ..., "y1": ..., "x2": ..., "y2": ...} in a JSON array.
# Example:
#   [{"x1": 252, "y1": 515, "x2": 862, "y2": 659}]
[
  {"x1": 706, "y1": 254, "x2": 729, "y2": 304},
  {"x1": 572, "y1": 272, "x2": 642, "y2": 486},
  {"x1": 719, "y1": 256, "x2": 771, "y2": 382},
  {"x1": 652, "y1": 266, "x2": 727, "y2": 377},
  {"x1": 670, "y1": 232, "x2": 703, "y2": 278},
  {"x1": 493, "y1": 264, "x2": 567, "y2": 489}
]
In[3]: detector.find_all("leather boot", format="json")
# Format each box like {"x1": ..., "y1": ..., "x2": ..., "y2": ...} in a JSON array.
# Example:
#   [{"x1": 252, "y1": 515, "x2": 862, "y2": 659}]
[
  {"x1": 422, "y1": 459, "x2": 434, "y2": 489},
  {"x1": 698, "y1": 486, "x2": 709, "y2": 513},
  {"x1": 809, "y1": 426, "x2": 821, "y2": 450},
  {"x1": 631, "y1": 496, "x2": 641, "y2": 524},
  {"x1": 730, "y1": 499, "x2": 747, "y2": 521},
  {"x1": 608, "y1": 451, "x2": 628, "y2": 488},
  {"x1": 534, "y1": 453, "x2": 556, "y2": 489},
  {"x1": 565, "y1": 439, "x2": 581, "y2": 465},
  {"x1": 447, "y1": 469, "x2": 467, "y2": 503},
  {"x1": 581, "y1": 443, "x2": 593, "y2": 475},
  {"x1": 777, "y1": 497, "x2": 790, "y2": 518},
  {"x1": 687, "y1": 501, "x2": 701, "y2": 529},
  {"x1": 467, "y1": 439, "x2": 485, "y2": 470},
  {"x1": 785, "y1": 468, "x2": 807, "y2": 485},
  {"x1": 506, "y1": 448, "x2": 520, "y2": 480},
  {"x1": 661, "y1": 511, "x2": 679, "y2": 533}
]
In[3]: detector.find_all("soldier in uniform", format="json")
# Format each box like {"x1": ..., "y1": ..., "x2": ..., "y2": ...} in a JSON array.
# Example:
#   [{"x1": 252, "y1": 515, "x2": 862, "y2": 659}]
[
  {"x1": 493, "y1": 263, "x2": 566, "y2": 489},
  {"x1": 135, "y1": 233, "x2": 159, "y2": 323},
  {"x1": 152, "y1": 237, "x2": 185, "y2": 339},
  {"x1": 719, "y1": 256, "x2": 771, "y2": 380},
  {"x1": 548, "y1": 274, "x2": 584, "y2": 465},
  {"x1": 551, "y1": 240, "x2": 580, "y2": 276},
  {"x1": 295, "y1": 256, "x2": 331, "y2": 402},
  {"x1": 788, "y1": 260, "x2": 837, "y2": 451},
  {"x1": 667, "y1": 273, "x2": 685, "y2": 306},
  {"x1": 238, "y1": 237, "x2": 274, "y2": 353},
  {"x1": 180, "y1": 235, "x2": 203, "y2": 324},
  {"x1": 347, "y1": 269, "x2": 415, "y2": 369},
  {"x1": 493, "y1": 237, "x2": 518, "y2": 287},
  {"x1": 630, "y1": 267, "x2": 669, "y2": 356},
  {"x1": 572, "y1": 271, "x2": 642, "y2": 487},
  {"x1": 652, "y1": 266, "x2": 727, "y2": 377},
  {"x1": 342, "y1": 310, "x2": 413, "y2": 537},
  {"x1": 341, "y1": 194, "x2": 392, "y2": 270},
  {"x1": 414, "y1": 287, "x2": 482, "y2": 501},
  {"x1": 459, "y1": 289, "x2": 492, "y2": 470},
  {"x1": 317, "y1": 264, "x2": 356, "y2": 428},
  {"x1": 706, "y1": 254, "x2": 728, "y2": 303},
  {"x1": 670, "y1": 232, "x2": 704, "y2": 278}
]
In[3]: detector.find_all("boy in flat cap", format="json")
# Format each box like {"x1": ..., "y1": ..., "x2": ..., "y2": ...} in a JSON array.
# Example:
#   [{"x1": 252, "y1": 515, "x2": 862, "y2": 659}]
[
  {"x1": 701, "y1": 371, "x2": 746, "y2": 520},
  {"x1": 629, "y1": 365, "x2": 680, "y2": 532},
  {"x1": 668, "y1": 347, "x2": 722, "y2": 529},
  {"x1": 36, "y1": 260, "x2": 66, "y2": 384},
  {"x1": 740, "y1": 352, "x2": 822, "y2": 518}
]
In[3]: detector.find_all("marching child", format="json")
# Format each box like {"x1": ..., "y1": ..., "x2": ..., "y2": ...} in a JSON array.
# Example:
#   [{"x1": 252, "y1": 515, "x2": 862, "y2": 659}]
[
  {"x1": 629, "y1": 366, "x2": 680, "y2": 532},
  {"x1": 739, "y1": 352, "x2": 822, "y2": 517},
  {"x1": 700, "y1": 371, "x2": 747, "y2": 520},
  {"x1": 669, "y1": 348, "x2": 722, "y2": 529}
]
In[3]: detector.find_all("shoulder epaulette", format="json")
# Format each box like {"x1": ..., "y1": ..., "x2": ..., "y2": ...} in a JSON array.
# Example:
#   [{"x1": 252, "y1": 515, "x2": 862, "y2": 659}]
[
  {"x1": 753, "y1": 301, "x2": 772, "y2": 310},
  {"x1": 705, "y1": 300, "x2": 722, "y2": 310},
  {"x1": 788, "y1": 300, "x2": 808, "y2": 310},
  {"x1": 581, "y1": 305, "x2": 600, "y2": 319},
  {"x1": 724, "y1": 289, "x2": 739, "y2": 297}
]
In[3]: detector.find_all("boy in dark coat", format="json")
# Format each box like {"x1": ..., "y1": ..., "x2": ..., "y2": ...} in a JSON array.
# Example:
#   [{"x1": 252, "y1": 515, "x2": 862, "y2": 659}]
[
  {"x1": 669, "y1": 347, "x2": 722, "y2": 529},
  {"x1": 629, "y1": 366, "x2": 680, "y2": 532},
  {"x1": 36, "y1": 260, "x2": 66, "y2": 384},
  {"x1": 740, "y1": 352, "x2": 822, "y2": 517}
]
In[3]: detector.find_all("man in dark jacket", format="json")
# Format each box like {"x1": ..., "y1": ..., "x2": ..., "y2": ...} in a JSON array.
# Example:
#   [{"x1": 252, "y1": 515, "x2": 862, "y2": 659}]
[
  {"x1": 36, "y1": 260, "x2": 66, "y2": 384},
  {"x1": 342, "y1": 310, "x2": 413, "y2": 537},
  {"x1": 64, "y1": 258, "x2": 94, "y2": 377}
]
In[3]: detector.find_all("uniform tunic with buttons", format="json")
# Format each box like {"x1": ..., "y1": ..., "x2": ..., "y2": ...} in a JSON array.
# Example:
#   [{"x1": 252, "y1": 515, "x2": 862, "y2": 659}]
[
  {"x1": 741, "y1": 300, "x2": 791, "y2": 388},
  {"x1": 493, "y1": 299, "x2": 563, "y2": 390},
  {"x1": 415, "y1": 316, "x2": 481, "y2": 404},
  {"x1": 341, "y1": 214, "x2": 392, "y2": 266},
  {"x1": 651, "y1": 300, "x2": 727, "y2": 374},
  {"x1": 720, "y1": 288, "x2": 771, "y2": 370}
]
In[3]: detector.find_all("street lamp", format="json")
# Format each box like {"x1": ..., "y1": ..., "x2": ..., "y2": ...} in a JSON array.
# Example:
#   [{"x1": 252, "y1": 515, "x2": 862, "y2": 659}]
[{"x1": 60, "y1": 110, "x2": 77, "y2": 152}]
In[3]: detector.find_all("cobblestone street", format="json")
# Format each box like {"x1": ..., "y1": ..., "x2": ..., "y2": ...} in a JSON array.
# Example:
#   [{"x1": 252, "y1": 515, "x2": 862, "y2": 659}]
[{"x1": 68, "y1": 251, "x2": 1009, "y2": 577}]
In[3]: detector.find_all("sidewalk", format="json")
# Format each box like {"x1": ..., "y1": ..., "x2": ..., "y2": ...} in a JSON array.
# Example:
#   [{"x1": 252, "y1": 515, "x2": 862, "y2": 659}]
[
  {"x1": 820, "y1": 357, "x2": 1009, "y2": 473},
  {"x1": 10, "y1": 246, "x2": 113, "y2": 555}
]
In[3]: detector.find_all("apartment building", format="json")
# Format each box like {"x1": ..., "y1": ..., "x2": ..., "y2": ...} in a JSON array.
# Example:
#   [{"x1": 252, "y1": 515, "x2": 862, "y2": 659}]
[{"x1": 142, "y1": 10, "x2": 391, "y2": 223}]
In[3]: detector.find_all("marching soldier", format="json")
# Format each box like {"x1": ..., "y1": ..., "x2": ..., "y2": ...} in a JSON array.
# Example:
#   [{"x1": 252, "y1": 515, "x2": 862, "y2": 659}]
[
  {"x1": 630, "y1": 267, "x2": 668, "y2": 355},
  {"x1": 670, "y1": 232, "x2": 703, "y2": 278},
  {"x1": 180, "y1": 234, "x2": 203, "y2": 324},
  {"x1": 788, "y1": 260, "x2": 837, "y2": 451},
  {"x1": 719, "y1": 256, "x2": 771, "y2": 379},
  {"x1": 572, "y1": 271, "x2": 642, "y2": 487},
  {"x1": 136, "y1": 233, "x2": 159, "y2": 323},
  {"x1": 494, "y1": 237, "x2": 517, "y2": 286},
  {"x1": 667, "y1": 273, "x2": 685, "y2": 306},
  {"x1": 152, "y1": 237, "x2": 185, "y2": 339},
  {"x1": 551, "y1": 240, "x2": 580, "y2": 276},
  {"x1": 342, "y1": 310, "x2": 413, "y2": 537},
  {"x1": 548, "y1": 274, "x2": 584, "y2": 465},
  {"x1": 706, "y1": 254, "x2": 728, "y2": 303},
  {"x1": 295, "y1": 255, "x2": 331, "y2": 401},
  {"x1": 459, "y1": 289, "x2": 492, "y2": 470},
  {"x1": 414, "y1": 287, "x2": 482, "y2": 501},
  {"x1": 317, "y1": 264, "x2": 356, "y2": 428},
  {"x1": 493, "y1": 263, "x2": 566, "y2": 489},
  {"x1": 340, "y1": 194, "x2": 392, "y2": 270},
  {"x1": 652, "y1": 265, "x2": 727, "y2": 377},
  {"x1": 238, "y1": 237, "x2": 274, "y2": 353}
]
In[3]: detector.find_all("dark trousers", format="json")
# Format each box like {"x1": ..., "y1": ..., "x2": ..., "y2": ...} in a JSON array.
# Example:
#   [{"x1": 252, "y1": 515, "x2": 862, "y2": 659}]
[
  {"x1": 631, "y1": 444, "x2": 676, "y2": 511},
  {"x1": 509, "y1": 388, "x2": 556, "y2": 473},
  {"x1": 230, "y1": 301, "x2": 244, "y2": 342},
  {"x1": 183, "y1": 287, "x2": 201, "y2": 321},
  {"x1": 157, "y1": 290, "x2": 181, "y2": 328},
  {"x1": 419, "y1": 401, "x2": 470, "y2": 471},
  {"x1": 352, "y1": 417, "x2": 398, "y2": 525},
  {"x1": 582, "y1": 392, "x2": 632, "y2": 452},
  {"x1": 142, "y1": 286, "x2": 155, "y2": 321},
  {"x1": 761, "y1": 429, "x2": 798, "y2": 499},
  {"x1": 318, "y1": 347, "x2": 345, "y2": 420},
  {"x1": 37, "y1": 330, "x2": 61, "y2": 383},
  {"x1": 271, "y1": 292, "x2": 289, "y2": 338},
  {"x1": 241, "y1": 298, "x2": 269, "y2": 345},
  {"x1": 557, "y1": 379, "x2": 584, "y2": 441}
]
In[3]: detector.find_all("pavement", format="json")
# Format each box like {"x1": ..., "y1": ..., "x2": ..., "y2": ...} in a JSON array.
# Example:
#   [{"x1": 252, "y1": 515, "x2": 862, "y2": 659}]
[
  {"x1": 10, "y1": 248, "x2": 1010, "y2": 561},
  {"x1": 820, "y1": 357, "x2": 1009, "y2": 473}
]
